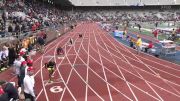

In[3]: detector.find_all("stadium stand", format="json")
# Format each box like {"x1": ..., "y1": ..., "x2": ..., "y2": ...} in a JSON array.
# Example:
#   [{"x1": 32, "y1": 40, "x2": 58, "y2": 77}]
[
  {"x1": 111, "y1": 0, "x2": 125, "y2": 6},
  {"x1": 125, "y1": 0, "x2": 140, "y2": 5},
  {"x1": 159, "y1": 0, "x2": 175, "y2": 5},
  {"x1": 141, "y1": 0, "x2": 159, "y2": 5},
  {"x1": 176, "y1": 0, "x2": 180, "y2": 4}
]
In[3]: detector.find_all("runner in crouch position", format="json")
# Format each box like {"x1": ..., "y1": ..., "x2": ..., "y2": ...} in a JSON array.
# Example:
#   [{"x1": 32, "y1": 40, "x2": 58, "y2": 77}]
[
  {"x1": 57, "y1": 47, "x2": 64, "y2": 56},
  {"x1": 45, "y1": 61, "x2": 56, "y2": 83}
]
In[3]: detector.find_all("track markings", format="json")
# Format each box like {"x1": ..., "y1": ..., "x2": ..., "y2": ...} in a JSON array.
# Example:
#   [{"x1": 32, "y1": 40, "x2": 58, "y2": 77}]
[{"x1": 50, "y1": 86, "x2": 63, "y2": 93}]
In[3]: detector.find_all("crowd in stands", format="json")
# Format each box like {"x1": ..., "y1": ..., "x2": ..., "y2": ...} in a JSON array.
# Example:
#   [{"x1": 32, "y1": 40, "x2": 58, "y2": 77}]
[{"x1": 0, "y1": 0, "x2": 75, "y2": 100}]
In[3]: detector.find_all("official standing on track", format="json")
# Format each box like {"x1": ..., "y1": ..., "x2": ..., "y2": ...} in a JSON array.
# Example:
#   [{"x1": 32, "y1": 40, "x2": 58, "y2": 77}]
[
  {"x1": 45, "y1": 61, "x2": 56, "y2": 83},
  {"x1": 23, "y1": 67, "x2": 35, "y2": 101},
  {"x1": 136, "y1": 36, "x2": 142, "y2": 54}
]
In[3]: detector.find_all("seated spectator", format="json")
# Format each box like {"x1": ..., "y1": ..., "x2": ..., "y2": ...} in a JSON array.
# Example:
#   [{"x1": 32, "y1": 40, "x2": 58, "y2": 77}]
[
  {"x1": 145, "y1": 41, "x2": 153, "y2": 53},
  {"x1": 0, "y1": 46, "x2": 9, "y2": 70}
]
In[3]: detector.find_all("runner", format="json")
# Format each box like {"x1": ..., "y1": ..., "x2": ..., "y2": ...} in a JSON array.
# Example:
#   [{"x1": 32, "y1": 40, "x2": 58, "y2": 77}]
[
  {"x1": 45, "y1": 61, "x2": 56, "y2": 83},
  {"x1": 69, "y1": 38, "x2": 73, "y2": 45},
  {"x1": 79, "y1": 33, "x2": 82, "y2": 38},
  {"x1": 57, "y1": 47, "x2": 64, "y2": 56}
]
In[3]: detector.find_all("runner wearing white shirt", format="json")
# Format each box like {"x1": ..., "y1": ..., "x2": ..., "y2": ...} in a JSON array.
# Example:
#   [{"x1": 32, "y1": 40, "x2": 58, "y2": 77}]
[{"x1": 23, "y1": 67, "x2": 35, "y2": 101}]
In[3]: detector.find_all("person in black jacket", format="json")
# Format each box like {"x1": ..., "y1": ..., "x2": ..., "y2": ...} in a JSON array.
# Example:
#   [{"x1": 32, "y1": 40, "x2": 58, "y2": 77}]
[
  {"x1": 0, "y1": 80, "x2": 19, "y2": 100},
  {"x1": 8, "y1": 24, "x2": 13, "y2": 33},
  {"x1": 8, "y1": 44, "x2": 16, "y2": 66},
  {"x1": 0, "y1": 93, "x2": 9, "y2": 101}
]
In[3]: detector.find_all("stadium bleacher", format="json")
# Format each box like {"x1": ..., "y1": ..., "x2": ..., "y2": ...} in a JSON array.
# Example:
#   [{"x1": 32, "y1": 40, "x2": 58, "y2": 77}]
[
  {"x1": 69, "y1": 0, "x2": 179, "y2": 6},
  {"x1": 141, "y1": 0, "x2": 159, "y2": 5},
  {"x1": 159, "y1": 0, "x2": 175, "y2": 5}
]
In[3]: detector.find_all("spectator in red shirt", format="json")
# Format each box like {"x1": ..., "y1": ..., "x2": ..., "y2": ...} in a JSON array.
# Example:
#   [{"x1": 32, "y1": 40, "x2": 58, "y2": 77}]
[
  {"x1": 145, "y1": 41, "x2": 153, "y2": 53},
  {"x1": 35, "y1": 22, "x2": 40, "y2": 29},
  {"x1": 152, "y1": 29, "x2": 158, "y2": 39},
  {"x1": 31, "y1": 24, "x2": 36, "y2": 32}
]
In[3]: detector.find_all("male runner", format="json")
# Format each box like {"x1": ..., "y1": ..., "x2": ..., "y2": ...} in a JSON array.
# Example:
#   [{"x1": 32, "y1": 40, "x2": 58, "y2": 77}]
[{"x1": 45, "y1": 61, "x2": 56, "y2": 83}]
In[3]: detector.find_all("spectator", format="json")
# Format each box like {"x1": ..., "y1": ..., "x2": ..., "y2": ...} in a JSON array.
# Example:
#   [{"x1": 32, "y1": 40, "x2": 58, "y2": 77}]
[
  {"x1": 145, "y1": 41, "x2": 153, "y2": 53},
  {"x1": 152, "y1": 29, "x2": 159, "y2": 39},
  {"x1": 26, "y1": 56, "x2": 33, "y2": 66},
  {"x1": 8, "y1": 24, "x2": 13, "y2": 33},
  {"x1": 0, "y1": 86, "x2": 9, "y2": 101},
  {"x1": 13, "y1": 54, "x2": 25, "y2": 87},
  {"x1": 23, "y1": 66, "x2": 35, "y2": 101},
  {"x1": 19, "y1": 61, "x2": 28, "y2": 87},
  {"x1": 0, "y1": 81, "x2": 19, "y2": 100},
  {"x1": 8, "y1": 44, "x2": 16, "y2": 67}
]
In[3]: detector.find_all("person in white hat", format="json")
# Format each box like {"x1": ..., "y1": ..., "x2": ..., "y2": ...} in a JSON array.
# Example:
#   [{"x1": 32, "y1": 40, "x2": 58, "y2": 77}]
[{"x1": 23, "y1": 67, "x2": 35, "y2": 101}]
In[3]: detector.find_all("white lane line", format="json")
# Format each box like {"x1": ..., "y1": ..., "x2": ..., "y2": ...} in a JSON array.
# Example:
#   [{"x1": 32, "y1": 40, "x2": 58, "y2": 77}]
[
  {"x1": 37, "y1": 32, "x2": 75, "y2": 100},
  {"x1": 82, "y1": 29, "x2": 180, "y2": 100},
  {"x1": 136, "y1": 55, "x2": 180, "y2": 72},
  {"x1": 99, "y1": 30, "x2": 164, "y2": 101},
  {"x1": 85, "y1": 32, "x2": 90, "y2": 101},
  {"x1": 98, "y1": 41, "x2": 180, "y2": 85},
  {"x1": 71, "y1": 28, "x2": 133, "y2": 101},
  {"x1": 78, "y1": 44, "x2": 134, "y2": 101},
  {"x1": 59, "y1": 32, "x2": 82, "y2": 101},
  {"x1": 106, "y1": 44, "x2": 180, "y2": 79},
  {"x1": 40, "y1": 36, "x2": 70, "y2": 101},
  {"x1": 93, "y1": 30, "x2": 113, "y2": 101},
  {"x1": 81, "y1": 34, "x2": 161, "y2": 100},
  {"x1": 94, "y1": 29, "x2": 138, "y2": 101},
  {"x1": 86, "y1": 43, "x2": 161, "y2": 100},
  {"x1": 54, "y1": 36, "x2": 78, "y2": 101},
  {"x1": 64, "y1": 27, "x2": 105, "y2": 101},
  {"x1": 105, "y1": 30, "x2": 180, "y2": 68},
  {"x1": 100, "y1": 32, "x2": 180, "y2": 95},
  {"x1": 91, "y1": 42, "x2": 180, "y2": 98}
]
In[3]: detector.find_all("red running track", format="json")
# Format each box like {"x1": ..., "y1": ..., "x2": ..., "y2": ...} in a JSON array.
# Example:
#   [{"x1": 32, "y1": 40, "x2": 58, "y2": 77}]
[{"x1": 1, "y1": 23, "x2": 180, "y2": 101}]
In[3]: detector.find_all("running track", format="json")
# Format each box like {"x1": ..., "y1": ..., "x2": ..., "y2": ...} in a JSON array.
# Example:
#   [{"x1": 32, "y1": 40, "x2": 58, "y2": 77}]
[{"x1": 1, "y1": 23, "x2": 180, "y2": 101}]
